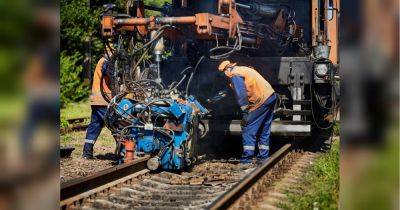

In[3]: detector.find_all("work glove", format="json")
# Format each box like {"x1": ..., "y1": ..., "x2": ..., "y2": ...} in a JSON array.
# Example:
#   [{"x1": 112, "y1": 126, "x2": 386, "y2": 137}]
[
  {"x1": 206, "y1": 90, "x2": 228, "y2": 104},
  {"x1": 241, "y1": 110, "x2": 249, "y2": 127}
]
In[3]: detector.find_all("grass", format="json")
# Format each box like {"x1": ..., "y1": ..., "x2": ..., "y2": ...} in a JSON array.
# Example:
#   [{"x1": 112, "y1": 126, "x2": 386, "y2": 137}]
[
  {"x1": 333, "y1": 121, "x2": 340, "y2": 136},
  {"x1": 60, "y1": 100, "x2": 116, "y2": 157},
  {"x1": 60, "y1": 100, "x2": 91, "y2": 119},
  {"x1": 60, "y1": 100, "x2": 91, "y2": 129},
  {"x1": 283, "y1": 140, "x2": 339, "y2": 210},
  {"x1": 61, "y1": 130, "x2": 115, "y2": 158},
  {"x1": 340, "y1": 125, "x2": 399, "y2": 210},
  {"x1": 0, "y1": 95, "x2": 25, "y2": 124}
]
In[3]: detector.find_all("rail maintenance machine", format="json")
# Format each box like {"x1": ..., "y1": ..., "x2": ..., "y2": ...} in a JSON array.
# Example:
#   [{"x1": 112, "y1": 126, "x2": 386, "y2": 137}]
[{"x1": 100, "y1": 0, "x2": 340, "y2": 170}]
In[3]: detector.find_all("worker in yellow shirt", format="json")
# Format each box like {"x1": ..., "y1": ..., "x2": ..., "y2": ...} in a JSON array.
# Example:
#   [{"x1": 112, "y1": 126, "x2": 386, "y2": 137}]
[
  {"x1": 218, "y1": 60, "x2": 276, "y2": 164},
  {"x1": 82, "y1": 47, "x2": 113, "y2": 159}
]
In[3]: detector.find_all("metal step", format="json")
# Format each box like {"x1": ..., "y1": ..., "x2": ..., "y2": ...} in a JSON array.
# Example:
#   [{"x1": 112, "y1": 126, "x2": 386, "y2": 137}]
[
  {"x1": 274, "y1": 108, "x2": 311, "y2": 116},
  {"x1": 200, "y1": 120, "x2": 311, "y2": 137},
  {"x1": 279, "y1": 98, "x2": 311, "y2": 105}
]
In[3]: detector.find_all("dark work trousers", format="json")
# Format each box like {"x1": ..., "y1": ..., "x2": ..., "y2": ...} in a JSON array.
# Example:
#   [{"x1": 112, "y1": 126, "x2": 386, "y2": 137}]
[
  {"x1": 240, "y1": 94, "x2": 276, "y2": 163},
  {"x1": 82, "y1": 106, "x2": 107, "y2": 157}
]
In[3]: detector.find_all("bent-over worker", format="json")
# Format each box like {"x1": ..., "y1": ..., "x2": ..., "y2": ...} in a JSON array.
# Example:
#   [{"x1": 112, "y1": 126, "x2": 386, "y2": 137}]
[{"x1": 218, "y1": 60, "x2": 276, "y2": 164}]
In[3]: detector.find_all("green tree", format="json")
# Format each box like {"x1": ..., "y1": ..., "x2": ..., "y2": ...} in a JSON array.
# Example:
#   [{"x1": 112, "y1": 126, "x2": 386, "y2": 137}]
[
  {"x1": 60, "y1": 52, "x2": 89, "y2": 107},
  {"x1": 60, "y1": 0, "x2": 172, "y2": 104},
  {"x1": 61, "y1": 0, "x2": 103, "y2": 105},
  {"x1": 61, "y1": 0, "x2": 103, "y2": 58}
]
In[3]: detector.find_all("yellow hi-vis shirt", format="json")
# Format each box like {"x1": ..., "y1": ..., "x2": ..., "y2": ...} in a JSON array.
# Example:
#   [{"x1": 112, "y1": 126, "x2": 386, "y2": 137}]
[
  {"x1": 226, "y1": 66, "x2": 275, "y2": 111},
  {"x1": 89, "y1": 57, "x2": 112, "y2": 106}
]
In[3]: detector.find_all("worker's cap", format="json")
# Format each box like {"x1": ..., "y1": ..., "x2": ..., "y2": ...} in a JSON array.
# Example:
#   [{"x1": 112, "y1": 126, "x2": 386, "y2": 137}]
[{"x1": 218, "y1": 60, "x2": 236, "y2": 72}]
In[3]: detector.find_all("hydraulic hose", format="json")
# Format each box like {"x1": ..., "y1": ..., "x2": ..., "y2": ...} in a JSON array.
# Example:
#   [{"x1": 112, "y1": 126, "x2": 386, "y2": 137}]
[
  {"x1": 130, "y1": 47, "x2": 150, "y2": 81},
  {"x1": 100, "y1": 73, "x2": 112, "y2": 103},
  {"x1": 185, "y1": 55, "x2": 205, "y2": 97},
  {"x1": 130, "y1": 24, "x2": 171, "y2": 56},
  {"x1": 309, "y1": 63, "x2": 338, "y2": 130},
  {"x1": 185, "y1": 24, "x2": 243, "y2": 96},
  {"x1": 168, "y1": 66, "x2": 192, "y2": 91}
]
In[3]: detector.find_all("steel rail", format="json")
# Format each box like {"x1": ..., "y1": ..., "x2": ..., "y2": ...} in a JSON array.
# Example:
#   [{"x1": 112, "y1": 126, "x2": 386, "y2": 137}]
[
  {"x1": 60, "y1": 169, "x2": 149, "y2": 209},
  {"x1": 208, "y1": 143, "x2": 293, "y2": 210},
  {"x1": 60, "y1": 157, "x2": 149, "y2": 202}
]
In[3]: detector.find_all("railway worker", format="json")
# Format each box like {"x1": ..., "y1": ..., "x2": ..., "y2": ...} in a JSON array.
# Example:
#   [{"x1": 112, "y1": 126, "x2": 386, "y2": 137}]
[
  {"x1": 82, "y1": 45, "x2": 114, "y2": 159},
  {"x1": 217, "y1": 60, "x2": 276, "y2": 164}
]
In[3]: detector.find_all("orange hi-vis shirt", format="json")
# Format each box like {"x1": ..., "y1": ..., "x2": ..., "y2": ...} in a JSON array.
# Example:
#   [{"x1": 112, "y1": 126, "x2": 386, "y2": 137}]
[
  {"x1": 226, "y1": 66, "x2": 275, "y2": 111},
  {"x1": 90, "y1": 57, "x2": 112, "y2": 106}
]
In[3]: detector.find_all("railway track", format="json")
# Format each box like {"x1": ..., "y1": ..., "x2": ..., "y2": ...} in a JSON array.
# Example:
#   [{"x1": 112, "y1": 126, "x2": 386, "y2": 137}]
[{"x1": 60, "y1": 142, "x2": 316, "y2": 210}]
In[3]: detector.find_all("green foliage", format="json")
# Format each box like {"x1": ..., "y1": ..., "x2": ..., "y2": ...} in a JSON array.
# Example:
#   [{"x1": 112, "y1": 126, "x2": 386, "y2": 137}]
[
  {"x1": 146, "y1": 0, "x2": 169, "y2": 6},
  {"x1": 61, "y1": 0, "x2": 104, "y2": 104},
  {"x1": 333, "y1": 121, "x2": 340, "y2": 136},
  {"x1": 284, "y1": 140, "x2": 339, "y2": 210},
  {"x1": 61, "y1": 0, "x2": 103, "y2": 58},
  {"x1": 0, "y1": 1, "x2": 30, "y2": 94},
  {"x1": 341, "y1": 127, "x2": 399, "y2": 210},
  {"x1": 61, "y1": 0, "x2": 170, "y2": 57},
  {"x1": 60, "y1": 101, "x2": 91, "y2": 129},
  {"x1": 60, "y1": 117, "x2": 69, "y2": 130},
  {"x1": 60, "y1": 0, "x2": 172, "y2": 103},
  {"x1": 144, "y1": 0, "x2": 170, "y2": 16},
  {"x1": 60, "y1": 52, "x2": 89, "y2": 107},
  {"x1": 60, "y1": 101, "x2": 91, "y2": 119}
]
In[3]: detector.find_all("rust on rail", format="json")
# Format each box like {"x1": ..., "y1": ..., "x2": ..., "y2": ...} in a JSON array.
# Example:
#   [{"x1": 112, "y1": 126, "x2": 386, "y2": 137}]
[
  {"x1": 208, "y1": 143, "x2": 293, "y2": 210},
  {"x1": 60, "y1": 157, "x2": 149, "y2": 202}
]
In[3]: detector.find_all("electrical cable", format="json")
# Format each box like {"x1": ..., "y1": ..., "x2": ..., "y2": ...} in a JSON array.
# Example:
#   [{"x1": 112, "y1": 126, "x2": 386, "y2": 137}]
[
  {"x1": 104, "y1": 93, "x2": 134, "y2": 132},
  {"x1": 309, "y1": 63, "x2": 338, "y2": 131},
  {"x1": 130, "y1": 47, "x2": 150, "y2": 81},
  {"x1": 128, "y1": 79, "x2": 165, "y2": 91},
  {"x1": 185, "y1": 24, "x2": 243, "y2": 97},
  {"x1": 170, "y1": 74, "x2": 187, "y2": 91},
  {"x1": 130, "y1": 24, "x2": 172, "y2": 56},
  {"x1": 102, "y1": 38, "x2": 115, "y2": 60},
  {"x1": 185, "y1": 55, "x2": 205, "y2": 97},
  {"x1": 100, "y1": 73, "x2": 112, "y2": 103},
  {"x1": 209, "y1": 24, "x2": 243, "y2": 60},
  {"x1": 167, "y1": 66, "x2": 192, "y2": 91}
]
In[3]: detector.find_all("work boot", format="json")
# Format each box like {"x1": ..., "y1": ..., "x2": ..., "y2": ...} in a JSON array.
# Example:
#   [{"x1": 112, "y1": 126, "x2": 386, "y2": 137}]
[
  {"x1": 82, "y1": 155, "x2": 93, "y2": 160},
  {"x1": 239, "y1": 157, "x2": 253, "y2": 164},
  {"x1": 82, "y1": 143, "x2": 94, "y2": 159}
]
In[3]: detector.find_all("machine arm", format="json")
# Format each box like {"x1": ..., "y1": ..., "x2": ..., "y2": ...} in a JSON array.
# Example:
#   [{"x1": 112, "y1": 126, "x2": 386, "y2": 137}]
[{"x1": 102, "y1": 0, "x2": 244, "y2": 39}]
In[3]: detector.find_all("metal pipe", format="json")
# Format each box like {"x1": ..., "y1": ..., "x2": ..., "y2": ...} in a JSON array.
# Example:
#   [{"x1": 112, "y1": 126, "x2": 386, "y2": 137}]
[
  {"x1": 156, "y1": 16, "x2": 196, "y2": 25},
  {"x1": 115, "y1": 18, "x2": 150, "y2": 25},
  {"x1": 116, "y1": 16, "x2": 196, "y2": 26},
  {"x1": 252, "y1": 4, "x2": 279, "y2": 18},
  {"x1": 235, "y1": 3, "x2": 251, "y2": 9},
  {"x1": 246, "y1": 3, "x2": 280, "y2": 19},
  {"x1": 241, "y1": 36, "x2": 257, "y2": 44}
]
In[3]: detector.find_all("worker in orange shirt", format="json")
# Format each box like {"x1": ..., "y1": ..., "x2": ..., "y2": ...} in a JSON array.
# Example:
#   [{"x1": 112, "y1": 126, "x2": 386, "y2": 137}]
[
  {"x1": 82, "y1": 47, "x2": 113, "y2": 159},
  {"x1": 218, "y1": 60, "x2": 276, "y2": 164}
]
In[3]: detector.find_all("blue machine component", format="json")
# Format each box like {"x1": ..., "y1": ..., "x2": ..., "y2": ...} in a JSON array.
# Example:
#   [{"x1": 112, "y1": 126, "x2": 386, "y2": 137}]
[
  {"x1": 116, "y1": 99, "x2": 135, "y2": 118},
  {"x1": 187, "y1": 95, "x2": 209, "y2": 114},
  {"x1": 109, "y1": 95, "x2": 208, "y2": 170}
]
